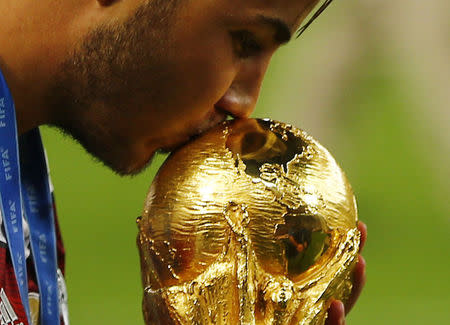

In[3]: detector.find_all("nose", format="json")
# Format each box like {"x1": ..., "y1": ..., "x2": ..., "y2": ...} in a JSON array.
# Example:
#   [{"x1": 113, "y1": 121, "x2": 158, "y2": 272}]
[{"x1": 215, "y1": 55, "x2": 271, "y2": 119}]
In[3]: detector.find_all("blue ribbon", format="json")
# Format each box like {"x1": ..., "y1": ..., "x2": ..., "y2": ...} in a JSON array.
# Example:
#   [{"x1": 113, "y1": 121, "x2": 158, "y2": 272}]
[
  {"x1": 20, "y1": 130, "x2": 60, "y2": 325},
  {"x1": 0, "y1": 70, "x2": 60, "y2": 324}
]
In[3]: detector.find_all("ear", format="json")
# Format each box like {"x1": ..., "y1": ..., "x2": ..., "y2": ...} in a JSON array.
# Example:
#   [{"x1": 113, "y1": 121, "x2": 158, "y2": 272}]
[{"x1": 97, "y1": 0, "x2": 117, "y2": 7}]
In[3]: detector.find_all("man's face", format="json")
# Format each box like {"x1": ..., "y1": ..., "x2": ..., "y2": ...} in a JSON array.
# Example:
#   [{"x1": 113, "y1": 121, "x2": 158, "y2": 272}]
[{"x1": 48, "y1": 0, "x2": 317, "y2": 175}]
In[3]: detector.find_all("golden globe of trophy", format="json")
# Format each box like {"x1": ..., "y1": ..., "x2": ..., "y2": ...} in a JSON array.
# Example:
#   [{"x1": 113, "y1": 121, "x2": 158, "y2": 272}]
[{"x1": 137, "y1": 118, "x2": 360, "y2": 325}]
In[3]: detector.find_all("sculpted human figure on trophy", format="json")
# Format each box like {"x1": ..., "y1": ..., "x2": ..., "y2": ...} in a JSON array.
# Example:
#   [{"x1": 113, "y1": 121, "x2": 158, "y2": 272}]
[{"x1": 137, "y1": 118, "x2": 361, "y2": 325}]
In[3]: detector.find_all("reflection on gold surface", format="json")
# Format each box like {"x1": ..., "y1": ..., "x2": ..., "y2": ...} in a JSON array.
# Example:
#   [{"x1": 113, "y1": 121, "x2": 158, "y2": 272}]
[{"x1": 137, "y1": 119, "x2": 360, "y2": 324}]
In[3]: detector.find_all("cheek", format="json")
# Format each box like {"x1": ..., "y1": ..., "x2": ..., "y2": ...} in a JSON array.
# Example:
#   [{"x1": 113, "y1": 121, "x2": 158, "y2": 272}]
[
  {"x1": 162, "y1": 27, "x2": 237, "y2": 113},
  {"x1": 182, "y1": 51, "x2": 235, "y2": 107}
]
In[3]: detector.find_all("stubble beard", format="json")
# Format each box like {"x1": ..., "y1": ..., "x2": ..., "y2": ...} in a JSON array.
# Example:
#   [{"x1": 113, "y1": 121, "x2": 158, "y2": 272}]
[{"x1": 45, "y1": 0, "x2": 179, "y2": 176}]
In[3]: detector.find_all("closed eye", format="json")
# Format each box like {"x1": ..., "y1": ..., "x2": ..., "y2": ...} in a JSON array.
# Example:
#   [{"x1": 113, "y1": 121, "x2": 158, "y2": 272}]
[{"x1": 230, "y1": 30, "x2": 264, "y2": 59}]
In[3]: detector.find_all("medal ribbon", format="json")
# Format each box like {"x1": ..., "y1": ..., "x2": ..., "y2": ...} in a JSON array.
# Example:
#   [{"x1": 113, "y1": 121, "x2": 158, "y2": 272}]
[
  {"x1": 20, "y1": 129, "x2": 60, "y2": 325},
  {"x1": 0, "y1": 70, "x2": 60, "y2": 324}
]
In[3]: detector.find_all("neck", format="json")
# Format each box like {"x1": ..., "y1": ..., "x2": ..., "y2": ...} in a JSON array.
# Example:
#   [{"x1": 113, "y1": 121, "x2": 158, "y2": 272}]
[
  {"x1": 0, "y1": 61, "x2": 50, "y2": 135},
  {"x1": 1, "y1": 0, "x2": 112, "y2": 135},
  {"x1": 0, "y1": 1, "x2": 69, "y2": 135}
]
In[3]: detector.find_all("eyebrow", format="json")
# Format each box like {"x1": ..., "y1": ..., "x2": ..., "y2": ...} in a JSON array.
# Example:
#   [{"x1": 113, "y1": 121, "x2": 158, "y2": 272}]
[{"x1": 255, "y1": 15, "x2": 292, "y2": 45}]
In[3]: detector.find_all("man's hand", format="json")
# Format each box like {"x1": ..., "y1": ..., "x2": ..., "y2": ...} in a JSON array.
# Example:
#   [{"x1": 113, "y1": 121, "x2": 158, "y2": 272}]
[{"x1": 325, "y1": 221, "x2": 367, "y2": 325}]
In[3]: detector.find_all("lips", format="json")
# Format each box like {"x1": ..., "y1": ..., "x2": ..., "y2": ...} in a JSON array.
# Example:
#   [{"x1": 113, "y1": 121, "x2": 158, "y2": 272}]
[
  {"x1": 192, "y1": 108, "x2": 228, "y2": 136},
  {"x1": 160, "y1": 108, "x2": 228, "y2": 152}
]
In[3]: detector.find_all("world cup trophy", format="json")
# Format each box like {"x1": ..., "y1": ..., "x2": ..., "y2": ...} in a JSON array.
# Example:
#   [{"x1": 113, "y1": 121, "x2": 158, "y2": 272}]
[{"x1": 137, "y1": 118, "x2": 360, "y2": 324}]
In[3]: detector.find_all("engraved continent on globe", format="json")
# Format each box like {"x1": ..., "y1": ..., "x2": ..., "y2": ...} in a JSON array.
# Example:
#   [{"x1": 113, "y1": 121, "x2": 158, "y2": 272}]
[{"x1": 137, "y1": 118, "x2": 360, "y2": 325}]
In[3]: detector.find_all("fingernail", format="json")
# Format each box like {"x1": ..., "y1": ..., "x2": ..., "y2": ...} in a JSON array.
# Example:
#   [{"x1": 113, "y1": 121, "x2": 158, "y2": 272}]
[{"x1": 339, "y1": 301, "x2": 346, "y2": 325}]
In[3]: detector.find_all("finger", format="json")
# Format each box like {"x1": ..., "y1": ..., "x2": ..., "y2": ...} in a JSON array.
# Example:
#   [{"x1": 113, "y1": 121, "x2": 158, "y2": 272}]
[
  {"x1": 345, "y1": 254, "x2": 366, "y2": 314},
  {"x1": 357, "y1": 221, "x2": 367, "y2": 252},
  {"x1": 325, "y1": 300, "x2": 346, "y2": 325}
]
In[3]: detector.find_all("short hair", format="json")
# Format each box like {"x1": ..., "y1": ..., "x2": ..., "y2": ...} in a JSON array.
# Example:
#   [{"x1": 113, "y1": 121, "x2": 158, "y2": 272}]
[{"x1": 296, "y1": 0, "x2": 334, "y2": 37}]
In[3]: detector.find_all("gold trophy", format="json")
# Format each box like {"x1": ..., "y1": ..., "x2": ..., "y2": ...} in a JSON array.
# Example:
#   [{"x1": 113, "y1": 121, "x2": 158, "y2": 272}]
[{"x1": 137, "y1": 118, "x2": 360, "y2": 324}]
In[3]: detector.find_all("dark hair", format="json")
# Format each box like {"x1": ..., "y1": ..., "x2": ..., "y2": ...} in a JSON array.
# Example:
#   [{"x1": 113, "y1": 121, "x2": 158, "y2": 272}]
[{"x1": 296, "y1": 0, "x2": 334, "y2": 37}]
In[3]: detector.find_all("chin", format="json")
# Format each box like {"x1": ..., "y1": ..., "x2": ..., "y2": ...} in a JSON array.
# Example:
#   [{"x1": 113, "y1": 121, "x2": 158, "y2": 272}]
[
  {"x1": 93, "y1": 147, "x2": 157, "y2": 176},
  {"x1": 116, "y1": 154, "x2": 156, "y2": 176},
  {"x1": 52, "y1": 120, "x2": 158, "y2": 176}
]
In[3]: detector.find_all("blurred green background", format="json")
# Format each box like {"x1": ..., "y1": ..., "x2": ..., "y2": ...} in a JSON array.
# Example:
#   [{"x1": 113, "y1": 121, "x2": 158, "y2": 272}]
[{"x1": 40, "y1": 1, "x2": 449, "y2": 324}]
